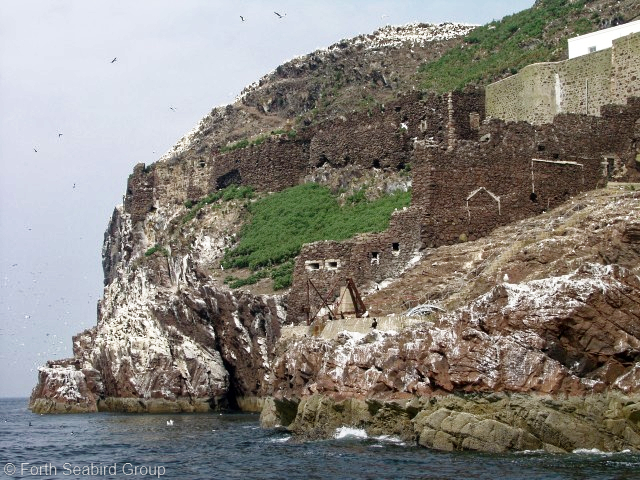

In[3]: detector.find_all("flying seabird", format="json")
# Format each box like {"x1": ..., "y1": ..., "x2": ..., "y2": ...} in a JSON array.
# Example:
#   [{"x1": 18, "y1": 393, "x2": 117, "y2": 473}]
[
  {"x1": 33, "y1": 148, "x2": 37, "y2": 152},
  {"x1": 274, "y1": 11, "x2": 285, "y2": 18},
  {"x1": 167, "y1": 419, "x2": 174, "y2": 426},
  {"x1": 110, "y1": 57, "x2": 117, "y2": 63},
  {"x1": 58, "y1": 133, "x2": 63, "y2": 138},
  {"x1": 169, "y1": 106, "x2": 176, "y2": 111},
  {"x1": 240, "y1": 15, "x2": 245, "y2": 21}
]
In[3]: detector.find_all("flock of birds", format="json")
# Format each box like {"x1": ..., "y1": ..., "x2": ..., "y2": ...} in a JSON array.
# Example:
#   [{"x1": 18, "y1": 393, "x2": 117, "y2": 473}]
[{"x1": 31, "y1": 11, "x2": 290, "y2": 157}]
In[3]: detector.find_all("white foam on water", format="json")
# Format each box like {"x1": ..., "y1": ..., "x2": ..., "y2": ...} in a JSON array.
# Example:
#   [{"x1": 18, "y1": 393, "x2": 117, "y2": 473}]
[
  {"x1": 373, "y1": 435, "x2": 406, "y2": 446},
  {"x1": 334, "y1": 426, "x2": 368, "y2": 439},
  {"x1": 572, "y1": 448, "x2": 610, "y2": 455},
  {"x1": 270, "y1": 436, "x2": 291, "y2": 443}
]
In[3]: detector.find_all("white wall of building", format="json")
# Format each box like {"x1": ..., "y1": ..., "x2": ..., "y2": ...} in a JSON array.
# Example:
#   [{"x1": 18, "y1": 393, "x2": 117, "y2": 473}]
[{"x1": 568, "y1": 20, "x2": 640, "y2": 59}]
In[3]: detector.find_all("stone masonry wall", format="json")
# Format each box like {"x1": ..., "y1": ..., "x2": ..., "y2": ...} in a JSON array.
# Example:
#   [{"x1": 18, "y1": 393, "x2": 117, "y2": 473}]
[
  {"x1": 123, "y1": 91, "x2": 485, "y2": 220},
  {"x1": 414, "y1": 97, "x2": 640, "y2": 247},
  {"x1": 486, "y1": 32, "x2": 640, "y2": 125}
]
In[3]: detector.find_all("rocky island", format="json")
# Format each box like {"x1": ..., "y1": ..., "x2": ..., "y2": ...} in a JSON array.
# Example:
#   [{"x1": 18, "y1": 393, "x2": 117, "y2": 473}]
[{"x1": 31, "y1": 0, "x2": 640, "y2": 453}]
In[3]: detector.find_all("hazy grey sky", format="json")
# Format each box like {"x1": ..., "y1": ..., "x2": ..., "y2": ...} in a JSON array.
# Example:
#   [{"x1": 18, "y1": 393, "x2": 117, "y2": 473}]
[{"x1": 0, "y1": 0, "x2": 534, "y2": 397}]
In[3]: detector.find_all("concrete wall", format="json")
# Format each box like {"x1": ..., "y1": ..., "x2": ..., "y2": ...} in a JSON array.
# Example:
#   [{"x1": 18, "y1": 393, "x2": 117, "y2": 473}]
[
  {"x1": 486, "y1": 32, "x2": 640, "y2": 125},
  {"x1": 568, "y1": 20, "x2": 640, "y2": 59}
]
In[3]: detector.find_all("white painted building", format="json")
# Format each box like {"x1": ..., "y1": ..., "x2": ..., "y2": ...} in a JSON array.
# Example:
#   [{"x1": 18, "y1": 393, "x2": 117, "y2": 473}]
[{"x1": 568, "y1": 20, "x2": 640, "y2": 59}]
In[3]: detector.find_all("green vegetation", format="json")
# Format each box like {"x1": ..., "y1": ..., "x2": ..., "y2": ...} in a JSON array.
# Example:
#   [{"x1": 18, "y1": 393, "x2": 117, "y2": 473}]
[
  {"x1": 182, "y1": 185, "x2": 254, "y2": 224},
  {"x1": 418, "y1": 0, "x2": 597, "y2": 93},
  {"x1": 144, "y1": 244, "x2": 168, "y2": 257},
  {"x1": 221, "y1": 183, "x2": 411, "y2": 289},
  {"x1": 223, "y1": 260, "x2": 295, "y2": 291},
  {"x1": 219, "y1": 129, "x2": 297, "y2": 153}
]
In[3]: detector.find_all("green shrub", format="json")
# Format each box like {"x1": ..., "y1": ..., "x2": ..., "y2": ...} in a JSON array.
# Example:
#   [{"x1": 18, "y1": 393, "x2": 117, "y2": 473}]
[
  {"x1": 144, "y1": 244, "x2": 168, "y2": 257},
  {"x1": 220, "y1": 138, "x2": 250, "y2": 153},
  {"x1": 271, "y1": 260, "x2": 295, "y2": 290}
]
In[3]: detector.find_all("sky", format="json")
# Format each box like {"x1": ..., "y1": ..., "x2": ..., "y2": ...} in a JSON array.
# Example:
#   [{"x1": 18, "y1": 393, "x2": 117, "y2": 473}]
[{"x1": 0, "y1": 0, "x2": 534, "y2": 398}]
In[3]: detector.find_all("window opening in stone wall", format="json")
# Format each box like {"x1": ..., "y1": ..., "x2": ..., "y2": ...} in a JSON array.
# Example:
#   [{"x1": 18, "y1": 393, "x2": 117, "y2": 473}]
[
  {"x1": 306, "y1": 262, "x2": 321, "y2": 271},
  {"x1": 373, "y1": 159, "x2": 381, "y2": 168},
  {"x1": 530, "y1": 192, "x2": 538, "y2": 203},
  {"x1": 537, "y1": 145, "x2": 545, "y2": 152},
  {"x1": 392, "y1": 242, "x2": 400, "y2": 251},
  {"x1": 199, "y1": 160, "x2": 206, "y2": 168},
  {"x1": 371, "y1": 252, "x2": 380, "y2": 265},
  {"x1": 316, "y1": 154, "x2": 328, "y2": 168},
  {"x1": 326, "y1": 260, "x2": 339, "y2": 270}
]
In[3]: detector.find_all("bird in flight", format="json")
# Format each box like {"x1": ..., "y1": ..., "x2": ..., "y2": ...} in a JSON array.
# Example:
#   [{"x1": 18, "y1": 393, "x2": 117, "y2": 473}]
[
  {"x1": 110, "y1": 57, "x2": 117, "y2": 63},
  {"x1": 33, "y1": 147, "x2": 38, "y2": 152},
  {"x1": 274, "y1": 11, "x2": 285, "y2": 18},
  {"x1": 169, "y1": 106, "x2": 176, "y2": 112},
  {"x1": 240, "y1": 15, "x2": 245, "y2": 21},
  {"x1": 58, "y1": 133, "x2": 63, "y2": 138}
]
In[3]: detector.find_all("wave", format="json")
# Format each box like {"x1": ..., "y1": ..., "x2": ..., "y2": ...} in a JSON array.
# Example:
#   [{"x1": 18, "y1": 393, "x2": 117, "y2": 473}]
[{"x1": 334, "y1": 427, "x2": 368, "y2": 439}]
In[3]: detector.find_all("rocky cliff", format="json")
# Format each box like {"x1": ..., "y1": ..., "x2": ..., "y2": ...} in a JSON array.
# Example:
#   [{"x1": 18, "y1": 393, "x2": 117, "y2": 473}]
[
  {"x1": 30, "y1": 22, "x2": 475, "y2": 415},
  {"x1": 262, "y1": 187, "x2": 640, "y2": 452},
  {"x1": 29, "y1": 5, "x2": 640, "y2": 454}
]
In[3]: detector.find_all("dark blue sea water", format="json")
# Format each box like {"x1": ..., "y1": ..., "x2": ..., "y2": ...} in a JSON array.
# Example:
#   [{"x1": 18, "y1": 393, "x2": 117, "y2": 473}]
[{"x1": 1, "y1": 398, "x2": 639, "y2": 480}]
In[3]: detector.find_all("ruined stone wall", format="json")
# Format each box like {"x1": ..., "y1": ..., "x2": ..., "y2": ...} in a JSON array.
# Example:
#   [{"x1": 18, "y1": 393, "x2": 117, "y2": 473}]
[
  {"x1": 306, "y1": 91, "x2": 484, "y2": 171},
  {"x1": 124, "y1": 91, "x2": 485, "y2": 220},
  {"x1": 486, "y1": 32, "x2": 640, "y2": 125},
  {"x1": 124, "y1": 163, "x2": 156, "y2": 223},
  {"x1": 209, "y1": 138, "x2": 309, "y2": 194},
  {"x1": 287, "y1": 207, "x2": 422, "y2": 323},
  {"x1": 413, "y1": 98, "x2": 640, "y2": 247}
]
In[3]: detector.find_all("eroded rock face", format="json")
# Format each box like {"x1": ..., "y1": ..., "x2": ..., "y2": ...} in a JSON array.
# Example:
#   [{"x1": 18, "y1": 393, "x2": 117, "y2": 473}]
[
  {"x1": 260, "y1": 190, "x2": 640, "y2": 452},
  {"x1": 270, "y1": 263, "x2": 640, "y2": 400},
  {"x1": 30, "y1": 202, "x2": 285, "y2": 413},
  {"x1": 260, "y1": 393, "x2": 640, "y2": 453}
]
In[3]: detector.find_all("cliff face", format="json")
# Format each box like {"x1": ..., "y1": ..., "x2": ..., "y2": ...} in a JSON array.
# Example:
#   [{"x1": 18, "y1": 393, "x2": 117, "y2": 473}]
[
  {"x1": 31, "y1": 202, "x2": 284, "y2": 413},
  {"x1": 262, "y1": 188, "x2": 640, "y2": 452},
  {"x1": 28, "y1": 10, "x2": 640, "y2": 454},
  {"x1": 30, "y1": 22, "x2": 477, "y2": 414}
]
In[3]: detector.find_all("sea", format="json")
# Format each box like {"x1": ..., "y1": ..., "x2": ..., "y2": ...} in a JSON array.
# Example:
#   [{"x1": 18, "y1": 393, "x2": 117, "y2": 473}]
[{"x1": 1, "y1": 398, "x2": 639, "y2": 480}]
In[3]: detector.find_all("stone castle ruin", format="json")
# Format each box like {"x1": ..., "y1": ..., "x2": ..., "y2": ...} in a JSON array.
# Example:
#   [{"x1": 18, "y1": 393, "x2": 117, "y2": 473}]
[{"x1": 120, "y1": 32, "x2": 640, "y2": 325}]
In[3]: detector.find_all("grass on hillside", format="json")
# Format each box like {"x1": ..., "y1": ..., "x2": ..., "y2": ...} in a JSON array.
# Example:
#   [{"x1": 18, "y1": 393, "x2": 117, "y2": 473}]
[
  {"x1": 221, "y1": 183, "x2": 411, "y2": 289},
  {"x1": 182, "y1": 185, "x2": 255, "y2": 223},
  {"x1": 418, "y1": 0, "x2": 597, "y2": 93}
]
